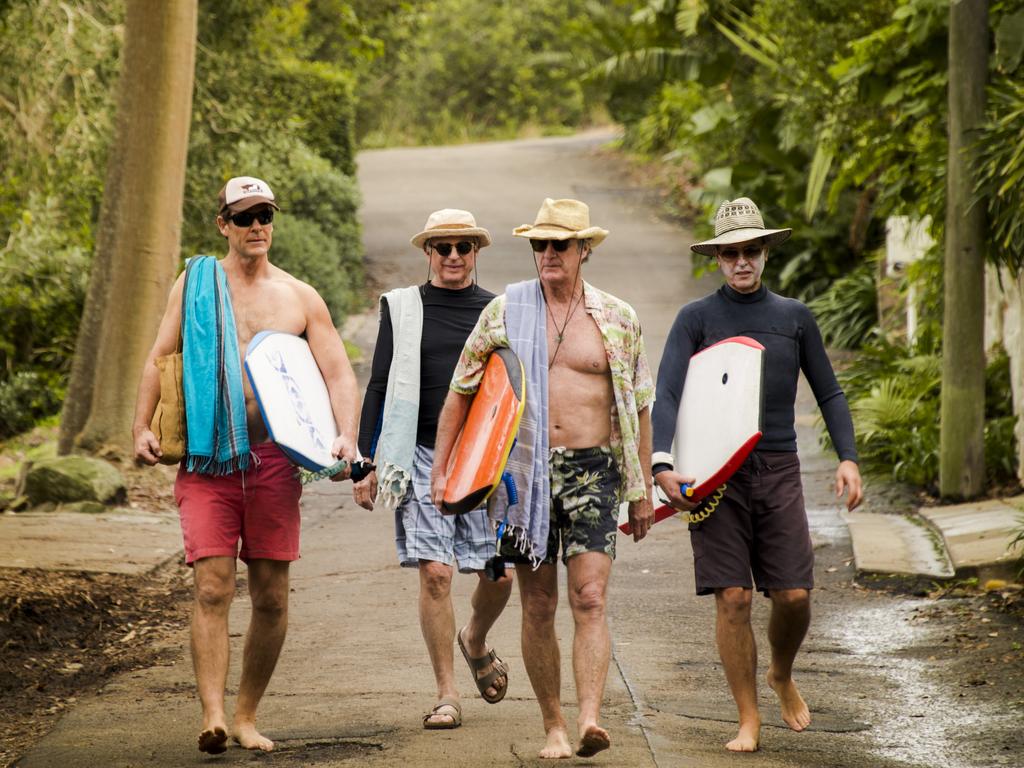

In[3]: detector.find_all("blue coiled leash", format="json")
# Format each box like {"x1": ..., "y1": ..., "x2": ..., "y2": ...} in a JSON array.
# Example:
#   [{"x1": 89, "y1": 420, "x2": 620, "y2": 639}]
[{"x1": 484, "y1": 471, "x2": 518, "y2": 581}]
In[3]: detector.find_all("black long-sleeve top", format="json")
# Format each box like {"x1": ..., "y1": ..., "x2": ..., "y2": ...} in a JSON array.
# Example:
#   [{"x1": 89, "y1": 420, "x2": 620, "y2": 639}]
[
  {"x1": 358, "y1": 282, "x2": 496, "y2": 456},
  {"x1": 652, "y1": 283, "x2": 858, "y2": 466}
]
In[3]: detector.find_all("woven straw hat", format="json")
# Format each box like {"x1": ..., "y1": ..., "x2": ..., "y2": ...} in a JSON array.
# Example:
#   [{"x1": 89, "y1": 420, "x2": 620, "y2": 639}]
[
  {"x1": 690, "y1": 198, "x2": 791, "y2": 256},
  {"x1": 411, "y1": 209, "x2": 492, "y2": 249},
  {"x1": 513, "y1": 198, "x2": 609, "y2": 247}
]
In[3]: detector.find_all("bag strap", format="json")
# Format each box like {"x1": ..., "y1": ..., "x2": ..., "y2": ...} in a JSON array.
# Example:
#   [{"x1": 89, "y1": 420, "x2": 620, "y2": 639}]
[{"x1": 177, "y1": 257, "x2": 199, "y2": 354}]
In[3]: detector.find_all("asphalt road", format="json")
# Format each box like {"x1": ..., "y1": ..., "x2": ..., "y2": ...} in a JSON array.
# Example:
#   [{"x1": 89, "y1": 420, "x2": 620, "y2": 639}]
[{"x1": 15, "y1": 132, "x2": 1021, "y2": 768}]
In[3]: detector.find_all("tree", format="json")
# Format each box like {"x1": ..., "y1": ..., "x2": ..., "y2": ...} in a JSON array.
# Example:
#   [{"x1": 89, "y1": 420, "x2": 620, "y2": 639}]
[
  {"x1": 939, "y1": 0, "x2": 989, "y2": 498},
  {"x1": 59, "y1": 0, "x2": 197, "y2": 455}
]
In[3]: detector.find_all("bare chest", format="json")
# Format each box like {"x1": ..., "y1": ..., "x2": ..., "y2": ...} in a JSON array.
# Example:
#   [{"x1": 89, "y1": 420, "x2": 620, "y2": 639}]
[
  {"x1": 546, "y1": 305, "x2": 609, "y2": 375},
  {"x1": 228, "y1": 282, "x2": 306, "y2": 349}
]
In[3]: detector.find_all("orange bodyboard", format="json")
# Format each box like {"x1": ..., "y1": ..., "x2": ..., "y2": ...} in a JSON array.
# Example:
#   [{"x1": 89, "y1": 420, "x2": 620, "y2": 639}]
[{"x1": 442, "y1": 348, "x2": 526, "y2": 515}]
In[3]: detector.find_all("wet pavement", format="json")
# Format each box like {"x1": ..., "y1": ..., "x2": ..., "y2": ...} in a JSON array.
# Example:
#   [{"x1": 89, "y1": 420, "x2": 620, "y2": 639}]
[{"x1": 11, "y1": 132, "x2": 1024, "y2": 767}]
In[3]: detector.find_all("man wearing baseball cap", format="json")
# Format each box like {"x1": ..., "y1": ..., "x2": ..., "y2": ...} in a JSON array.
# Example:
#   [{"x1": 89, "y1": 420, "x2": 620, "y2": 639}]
[{"x1": 132, "y1": 176, "x2": 360, "y2": 754}]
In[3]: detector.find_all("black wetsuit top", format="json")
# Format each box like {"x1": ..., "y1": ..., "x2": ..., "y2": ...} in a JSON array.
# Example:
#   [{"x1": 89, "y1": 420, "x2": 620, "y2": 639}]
[
  {"x1": 358, "y1": 282, "x2": 495, "y2": 455},
  {"x1": 651, "y1": 284, "x2": 857, "y2": 472}
]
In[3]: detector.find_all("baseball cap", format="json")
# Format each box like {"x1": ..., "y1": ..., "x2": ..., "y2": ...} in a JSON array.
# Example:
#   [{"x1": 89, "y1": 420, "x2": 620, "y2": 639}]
[{"x1": 218, "y1": 176, "x2": 280, "y2": 216}]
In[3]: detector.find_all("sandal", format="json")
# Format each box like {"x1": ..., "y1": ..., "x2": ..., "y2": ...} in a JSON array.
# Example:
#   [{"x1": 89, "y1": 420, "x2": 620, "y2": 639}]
[
  {"x1": 423, "y1": 697, "x2": 461, "y2": 730},
  {"x1": 458, "y1": 626, "x2": 509, "y2": 704}
]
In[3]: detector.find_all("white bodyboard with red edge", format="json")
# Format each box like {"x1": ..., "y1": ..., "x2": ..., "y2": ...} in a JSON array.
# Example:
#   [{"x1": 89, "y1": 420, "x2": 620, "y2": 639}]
[{"x1": 620, "y1": 336, "x2": 764, "y2": 534}]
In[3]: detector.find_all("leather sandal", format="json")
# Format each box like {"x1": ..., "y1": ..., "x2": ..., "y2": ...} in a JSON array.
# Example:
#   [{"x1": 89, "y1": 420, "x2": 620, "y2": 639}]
[
  {"x1": 423, "y1": 697, "x2": 461, "y2": 729},
  {"x1": 458, "y1": 626, "x2": 509, "y2": 704}
]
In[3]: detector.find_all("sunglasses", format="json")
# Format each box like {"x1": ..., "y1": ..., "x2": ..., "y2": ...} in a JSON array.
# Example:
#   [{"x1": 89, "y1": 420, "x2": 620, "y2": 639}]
[
  {"x1": 228, "y1": 209, "x2": 274, "y2": 227},
  {"x1": 431, "y1": 241, "x2": 475, "y2": 257},
  {"x1": 529, "y1": 239, "x2": 572, "y2": 252},
  {"x1": 718, "y1": 244, "x2": 764, "y2": 261}
]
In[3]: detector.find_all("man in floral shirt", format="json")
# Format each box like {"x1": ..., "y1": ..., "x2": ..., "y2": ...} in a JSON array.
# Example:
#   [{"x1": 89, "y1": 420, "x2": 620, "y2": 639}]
[{"x1": 432, "y1": 198, "x2": 654, "y2": 760}]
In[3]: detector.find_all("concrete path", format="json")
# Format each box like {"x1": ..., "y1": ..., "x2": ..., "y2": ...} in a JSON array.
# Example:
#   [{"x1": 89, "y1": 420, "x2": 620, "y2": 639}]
[
  {"x1": 15, "y1": 133, "x2": 1022, "y2": 768},
  {"x1": 847, "y1": 497, "x2": 1024, "y2": 581}
]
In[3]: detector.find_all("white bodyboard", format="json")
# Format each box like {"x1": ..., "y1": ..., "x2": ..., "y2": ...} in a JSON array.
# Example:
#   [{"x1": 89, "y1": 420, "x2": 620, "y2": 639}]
[
  {"x1": 620, "y1": 336, "x2": 764, "y2": 534},
  {"x1": 675, "y1": 336, "x2": 764, "y2": 499},
  {"x1": 244, "y1": 331, "x2": 338, "y2": 471}
]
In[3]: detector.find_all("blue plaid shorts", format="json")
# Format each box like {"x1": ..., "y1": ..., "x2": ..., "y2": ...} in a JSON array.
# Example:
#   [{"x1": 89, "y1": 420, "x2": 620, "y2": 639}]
[{"x1": 395, "y1": 444, "x2": 496, "y2": 572}]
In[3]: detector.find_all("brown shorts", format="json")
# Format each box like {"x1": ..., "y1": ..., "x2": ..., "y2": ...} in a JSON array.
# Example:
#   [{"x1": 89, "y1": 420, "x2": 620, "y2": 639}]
[{"x1": 689, "y1": 451, "x2": 813, "y2": 596}]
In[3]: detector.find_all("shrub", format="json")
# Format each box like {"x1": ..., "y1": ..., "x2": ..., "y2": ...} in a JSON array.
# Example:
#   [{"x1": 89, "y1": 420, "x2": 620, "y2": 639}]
[
  {"x1": 807, "y1": 261, "x2": 878, "y2": 349},
  {"x1": 0, "y1": 371, "x2": 64, "y2": 439},
  {"x1": 832, "y1": 337, "x2": 1020, "y2": 490}
]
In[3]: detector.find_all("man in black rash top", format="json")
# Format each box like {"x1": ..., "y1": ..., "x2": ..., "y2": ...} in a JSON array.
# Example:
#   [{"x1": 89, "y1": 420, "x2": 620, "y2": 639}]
[
  {"x1": 352, "y1": 209, "x2": 512, "y2": 730},
  {"x1": 652, "y1": 198, "x2": 863, "y2": 753}
]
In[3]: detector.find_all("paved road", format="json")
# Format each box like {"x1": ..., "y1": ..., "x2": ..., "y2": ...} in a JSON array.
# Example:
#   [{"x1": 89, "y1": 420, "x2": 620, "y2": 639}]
[{"x1": 16, "y1": 133, "x2": 1020, "y2": 767}]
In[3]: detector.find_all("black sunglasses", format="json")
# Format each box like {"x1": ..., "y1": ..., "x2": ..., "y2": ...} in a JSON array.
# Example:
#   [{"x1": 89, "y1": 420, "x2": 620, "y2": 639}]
[
  {"x1": 431, "y1": 241, "x2": 475, "y2": 257},
  {"x1": 530, "y1": 239, "x2": 572, "y2": 252},
  {"x1": 718, "y1": 244, "x2": 764, "y2": 261},
  {"x1": 228, "y1": 209, "x2": 274, "y2": 227}
]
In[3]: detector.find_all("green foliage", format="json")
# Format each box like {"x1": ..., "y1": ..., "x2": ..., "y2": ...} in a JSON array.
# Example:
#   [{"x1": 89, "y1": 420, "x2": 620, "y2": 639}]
[
  {"x1": 0, "y1": 371, "x2": 64, "y2": 439},
  {"x1": 352, "y1": 0, "x2": 604, "y2": 146},
  {"x1": 836, "y1": 337, "x2": 942, "y2": 487},
  {"x1": 0, "y1": 0, "x2": 367, "y2": 439},
  {"x1": 807, "y1": 261, "x2": 878, "y2": 349},
  {"x1": 835, "y1": 336, "x2": 1019, "y2": 489},
  {"x1": 602, "y1": 0, "x2": 895, "y2": 299},
  {"x1": 183, "y1": 0, "x2": 366, "y2": 321},
  {"x1": 260, "y1": 60, "x2": 357, "y2": 176},
  {"x1": 976, "y1": 75, "x2": 1024, "y2": 272},
  {"x1": 984, "y1": 349, "x2": 1019, "y2": 485},
  {"x1": 0, "y1": 2, "x2": 119, "y2": 431},
  {"x1": 0, "y1": 196, "x2": 91, "y2": 377}
]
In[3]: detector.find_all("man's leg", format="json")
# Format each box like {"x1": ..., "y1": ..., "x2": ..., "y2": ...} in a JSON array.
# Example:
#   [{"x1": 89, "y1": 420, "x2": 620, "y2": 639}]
[
  {"x1": 566, "y1": 551, "x2": 613, "y2": 756},
  {"x1": 766, "y1": 588, "x2": 812, "y2": 731},
  {"x1": 418, "y1": 559, "x2": 461, "y2": 726},
  {"x1": 715, "y1": 586, "x2": 760, "y2": 752},
  {"x1": 191, "y1": 556, "x2": 235, "y2": 754},
  {"x1": 232, "y1": 558, "x2": 291, "y2": 751},
  {"x1": 516, "y1": 562, "x2": 571, "y2": 759},
  {"x1": 459, "y1": 569, "x2": 513, "y2": 700}
]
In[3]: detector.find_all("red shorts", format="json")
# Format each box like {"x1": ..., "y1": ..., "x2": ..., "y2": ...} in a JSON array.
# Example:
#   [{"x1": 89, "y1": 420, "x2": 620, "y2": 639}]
[{"x1": 174, "y1": 443, "x2": 302, "y2": 564}]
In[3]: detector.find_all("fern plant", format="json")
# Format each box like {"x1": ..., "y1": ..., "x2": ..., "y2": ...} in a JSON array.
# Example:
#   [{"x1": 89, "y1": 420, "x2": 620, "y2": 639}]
[
  {"x1": 831, "y1": 336, "x2": 1020, "y2": 491},
  {"x1": 807, "y1": 262, "x2": 878, "y2": 349}
]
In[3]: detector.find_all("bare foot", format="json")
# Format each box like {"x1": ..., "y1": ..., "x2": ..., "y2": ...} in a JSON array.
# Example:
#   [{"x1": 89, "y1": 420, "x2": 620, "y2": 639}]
[
  {"x1": 725, "y1": 720, "x2": 760, "y2": 752},
  {"x1": 197, "y1": 726, "x2": 228, "y2": 754},
  {"x1": 767, "y1": 667, "x2": 811, "y2": 731},
  {"x1": 538, "y1": 725, "x2": 573, "y2": 759},
  {"x1": 232, "y1": 720, "x2": 274, "y2": 752},
  {"x1": 576, "y1": 724, "x2": 611, "y2": 757}
]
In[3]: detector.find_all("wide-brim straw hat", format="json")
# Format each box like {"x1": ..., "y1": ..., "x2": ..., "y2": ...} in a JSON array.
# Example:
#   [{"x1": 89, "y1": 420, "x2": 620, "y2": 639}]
[
  {"x1": 513, "y1": 198, "x2": 609, "y2": 247},
  {"x1": 411, "y1": 209, "x2": 491, "y2": 249},
  {"x1": 690, "y1": 197, "x2": 791, "y2": 256}
]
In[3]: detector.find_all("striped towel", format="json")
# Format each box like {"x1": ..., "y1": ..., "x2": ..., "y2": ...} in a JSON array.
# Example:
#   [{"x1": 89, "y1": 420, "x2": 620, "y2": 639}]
[
  {"x1": 497, "y1": 279, "x2": 550, "y2": 566},
  {"x1": 182, "y1": 256, "x2": 251, "y2": 474}
]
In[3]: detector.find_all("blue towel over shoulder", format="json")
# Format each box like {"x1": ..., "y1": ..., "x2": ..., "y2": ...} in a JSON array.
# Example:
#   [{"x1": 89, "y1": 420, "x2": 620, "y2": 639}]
[{"x1": 182, "y1": 256, "x2": 251, "y2": 474}]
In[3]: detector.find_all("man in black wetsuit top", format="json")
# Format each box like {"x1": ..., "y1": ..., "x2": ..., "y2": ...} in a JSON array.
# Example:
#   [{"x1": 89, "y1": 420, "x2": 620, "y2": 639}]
[
  {"x1": 651, "y1": 197, "x2": 863, "y2": 753},
  {"x1": 352, "y1": 209, "x2": 512, "y2": 730}
]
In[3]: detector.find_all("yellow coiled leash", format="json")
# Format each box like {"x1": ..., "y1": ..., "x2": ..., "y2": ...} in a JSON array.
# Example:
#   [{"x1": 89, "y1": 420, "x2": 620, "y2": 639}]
[{"x1": 683, "y1": 483, "x2": 727, "y2": 524}]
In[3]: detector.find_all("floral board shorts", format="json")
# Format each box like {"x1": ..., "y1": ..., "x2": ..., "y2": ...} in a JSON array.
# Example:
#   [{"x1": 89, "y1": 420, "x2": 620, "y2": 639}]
[{"x1": 502, "y1": 446, "x2": 621, "y2": 566}]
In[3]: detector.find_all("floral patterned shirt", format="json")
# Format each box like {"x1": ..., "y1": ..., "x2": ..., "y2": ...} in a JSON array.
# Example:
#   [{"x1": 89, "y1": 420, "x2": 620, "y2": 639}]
[{"x1": 451, "y1": 281, "x2": 655, "y2": 502}]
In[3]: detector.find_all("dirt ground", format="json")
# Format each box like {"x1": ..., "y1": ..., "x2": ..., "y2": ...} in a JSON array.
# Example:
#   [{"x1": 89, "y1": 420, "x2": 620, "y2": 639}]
[{"x1": 0, "y1": 456, "x2": 194, "y2": 768}]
